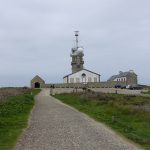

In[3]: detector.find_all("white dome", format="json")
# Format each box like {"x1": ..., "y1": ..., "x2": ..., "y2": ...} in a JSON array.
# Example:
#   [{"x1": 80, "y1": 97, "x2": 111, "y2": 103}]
[
  {"x1": 70, "y1": 47, "x2": 84, "y2": 56},
  {"x1": 77, "y1": 47, "x2": 84, "y2": 52}
]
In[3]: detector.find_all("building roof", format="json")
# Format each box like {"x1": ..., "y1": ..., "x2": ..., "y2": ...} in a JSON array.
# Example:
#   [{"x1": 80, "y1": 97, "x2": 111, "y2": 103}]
[
  {"x1": 108, "y1": 75, "x2": 118, "y2": 81},
  {"x1": 108, "y1": 71, "x2": 137, "y2": 81},
  {"x1": 31, "y1": 75, "x2": 45, "y2": 82},
  {"x1": 63, "y1": 69, "x2": 100, "y2": 78}
]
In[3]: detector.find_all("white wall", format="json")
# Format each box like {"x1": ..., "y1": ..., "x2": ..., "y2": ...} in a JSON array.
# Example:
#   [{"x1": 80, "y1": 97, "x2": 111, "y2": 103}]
[
  {"x1": 63, "y1": 77, "x2": 68, "y2": 83},
  {"x1": 64, "y1": 70, "x2": 100, "y2": 83},
  {"x1": 114, "y1": 77, "x2": 126, "y2": 82}
]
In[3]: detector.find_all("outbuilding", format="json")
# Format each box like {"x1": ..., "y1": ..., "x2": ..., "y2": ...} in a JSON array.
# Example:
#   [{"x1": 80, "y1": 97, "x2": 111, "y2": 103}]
[{"x1": 31, "y1": 75, "x2": 45, "y2": 88}]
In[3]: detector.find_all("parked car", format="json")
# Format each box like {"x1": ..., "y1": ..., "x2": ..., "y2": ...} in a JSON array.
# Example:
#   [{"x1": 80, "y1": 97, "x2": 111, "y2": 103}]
[
  {"x1": 114, "y1": 85, "x2": 121, "y2": 88},
  {"x1": 126, "y1": 84, "x2": 143, "y2": 90},
  {"x1": 121, "y1": 85, "x2": 126, "y2": 89}
]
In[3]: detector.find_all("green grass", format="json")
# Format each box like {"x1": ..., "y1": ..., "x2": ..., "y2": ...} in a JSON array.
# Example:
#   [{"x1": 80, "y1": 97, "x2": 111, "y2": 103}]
[
  {"x1": 54, "y1": 92, "x2": 150, "y2": 150},
  {"x1": 0, "y1": 89, "x2": 41, "y2": 150},
  {"x1": 142, "y1": 91, "x2": 150, "y2": 94}
]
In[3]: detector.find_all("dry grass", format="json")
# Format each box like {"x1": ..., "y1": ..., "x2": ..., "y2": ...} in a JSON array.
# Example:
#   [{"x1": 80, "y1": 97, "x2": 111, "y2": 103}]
[{"x1": 0, "y1": 87, "x2": 31, "y2": 103}]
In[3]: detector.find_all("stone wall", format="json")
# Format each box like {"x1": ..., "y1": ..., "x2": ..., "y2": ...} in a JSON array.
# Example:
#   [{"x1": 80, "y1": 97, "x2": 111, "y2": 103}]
[
  {"x1": 43, "y1": 81, "x2": 127, "y2": 89},
  {"x1": 126, "y1": 74, "x2": 137, "y2": 85}
]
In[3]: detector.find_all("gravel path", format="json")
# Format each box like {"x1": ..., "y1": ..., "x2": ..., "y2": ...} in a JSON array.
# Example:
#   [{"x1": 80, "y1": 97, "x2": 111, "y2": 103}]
[{"x1": 14, "y1": 89, "x2": 142, "y2": 150}]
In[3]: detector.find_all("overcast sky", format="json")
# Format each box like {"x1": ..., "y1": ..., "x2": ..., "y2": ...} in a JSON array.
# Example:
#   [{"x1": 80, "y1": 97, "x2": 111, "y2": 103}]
[{"x1": 0, "y1": 0, "x2": 150, "y2": 87}]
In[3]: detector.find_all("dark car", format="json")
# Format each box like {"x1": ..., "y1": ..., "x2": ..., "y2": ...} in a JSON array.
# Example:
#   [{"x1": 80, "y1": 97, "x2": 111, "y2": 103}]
[
  {"x1": 121, "y1": 85, "x2": 126, "y2": 89},
  {"x1": 114, "y1": 85, "x2": 121, "y2": 88}
]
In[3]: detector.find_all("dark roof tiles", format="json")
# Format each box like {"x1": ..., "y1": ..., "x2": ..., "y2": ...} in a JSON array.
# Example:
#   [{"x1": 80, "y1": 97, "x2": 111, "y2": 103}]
[{"x1": 108, "y1": 71, "x2": 137, "y2": 81}]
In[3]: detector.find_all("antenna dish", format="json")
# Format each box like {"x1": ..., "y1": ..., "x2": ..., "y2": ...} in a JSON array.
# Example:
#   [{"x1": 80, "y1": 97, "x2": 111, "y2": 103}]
[{"x1": 78, "y1": 47, "x2": 84, "y2": 52}]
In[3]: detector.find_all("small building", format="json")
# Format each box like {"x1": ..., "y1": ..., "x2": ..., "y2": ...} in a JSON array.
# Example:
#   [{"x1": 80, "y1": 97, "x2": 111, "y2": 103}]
[
  {"x1": 107, "y1": 70, "x2": 138, "y2": 85},
  {"x1": 31, "y1": 75, "x2": 45, "y2": 88},
  {"x1": 63, "y1": 69, "x2": 100, "y2": 84}
]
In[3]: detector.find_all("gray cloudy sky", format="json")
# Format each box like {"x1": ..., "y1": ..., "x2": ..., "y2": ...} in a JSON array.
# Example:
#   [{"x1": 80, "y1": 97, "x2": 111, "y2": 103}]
[{"x1": 0, "y1": 0, "x2": 150, "y2": 86}]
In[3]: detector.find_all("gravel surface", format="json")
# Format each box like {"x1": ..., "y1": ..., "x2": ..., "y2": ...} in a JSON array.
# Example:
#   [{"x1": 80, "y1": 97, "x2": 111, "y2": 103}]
[{"x1": 14, "y1": 89, "x2": 142, "y2": 150}]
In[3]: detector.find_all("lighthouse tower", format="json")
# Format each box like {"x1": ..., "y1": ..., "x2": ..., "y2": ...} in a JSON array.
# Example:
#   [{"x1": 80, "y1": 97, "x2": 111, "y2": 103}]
[
  {"x1": 63, "y1": 31, "x2": 100, "y2": 84},
  {"x1": 70, "y1": 31, "x2": 84, "y2": 73}
]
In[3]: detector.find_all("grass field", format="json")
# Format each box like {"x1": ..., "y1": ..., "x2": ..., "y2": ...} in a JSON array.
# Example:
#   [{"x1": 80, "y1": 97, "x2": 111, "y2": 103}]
[
  {"x1": 0, "y1": 88, "x2": 41, "y2": 150},
  {"x1": 142, "y1": 91, "x2": 150, "y2": 94},
  {"x1": 54, "y1": 92, "x2": 150, "y2": 150}
]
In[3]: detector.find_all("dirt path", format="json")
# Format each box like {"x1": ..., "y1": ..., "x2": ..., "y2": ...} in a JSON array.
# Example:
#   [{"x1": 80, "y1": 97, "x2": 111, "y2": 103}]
[{"x1": 14, "y1": 89, "x2": 142, "y2": 150}]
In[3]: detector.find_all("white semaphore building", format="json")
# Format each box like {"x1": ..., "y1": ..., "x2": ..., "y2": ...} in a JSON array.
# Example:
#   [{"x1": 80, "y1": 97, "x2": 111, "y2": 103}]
[{"x1": 63, "y1": 31, "x2": 100, "y2": 84}]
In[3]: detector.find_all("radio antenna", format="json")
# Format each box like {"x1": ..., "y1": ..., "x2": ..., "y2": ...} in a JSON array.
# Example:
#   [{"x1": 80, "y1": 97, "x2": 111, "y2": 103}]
[{"x1": 74, "y1": 31, "x2": 79, "y2": 48}]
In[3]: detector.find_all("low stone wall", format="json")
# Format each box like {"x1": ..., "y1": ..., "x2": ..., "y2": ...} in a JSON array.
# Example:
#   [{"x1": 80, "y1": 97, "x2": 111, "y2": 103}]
[
  {"x1": 44, "y1": 83, "x2": 84, "y2": 88},
  {"x1": 91, "y1": 88, "x2": 142, "y2": 95},
  {"x1": 44, "y1": 81, "x2": 127, "y2": 89}
]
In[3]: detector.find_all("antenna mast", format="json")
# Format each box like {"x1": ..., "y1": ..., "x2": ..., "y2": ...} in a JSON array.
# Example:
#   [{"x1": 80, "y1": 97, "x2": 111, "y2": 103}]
[{"x1": 74, "y1": 31, "x2": 79, "y2": 48}]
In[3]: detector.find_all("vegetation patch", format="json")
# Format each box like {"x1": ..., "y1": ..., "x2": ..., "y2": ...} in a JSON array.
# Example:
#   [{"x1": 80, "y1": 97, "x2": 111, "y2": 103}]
[
  {"x1": 141, "y1": 90, "x2": 150, "y2": 94},
  {"x1": 0, "y1": 87, "x2": 31, "y2": 103},
  {"x1": 54, "y1": 92, "x2": 150, "y2": 150},
  {"x1": 0, "y1": 88, "x2": 41, "y2": 150}
]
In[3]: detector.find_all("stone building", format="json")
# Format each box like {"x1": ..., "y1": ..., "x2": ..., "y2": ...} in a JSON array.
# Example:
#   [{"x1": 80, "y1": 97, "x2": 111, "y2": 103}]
[
  {"x1": 71, "y1": 47, "x2": 84, "y2": 73},
  {"x1": 70, "y1": 31, "x2": 84, "y2": 73},
  {"x1": 107, "y1": 70, "x2": 138, "y2": 85},
  {"x1": 31, "y1": 75, "x2": 45, "y2": 88},
  {"x1": 63, "y1": 31, "x2": 100, "y2": 84}
]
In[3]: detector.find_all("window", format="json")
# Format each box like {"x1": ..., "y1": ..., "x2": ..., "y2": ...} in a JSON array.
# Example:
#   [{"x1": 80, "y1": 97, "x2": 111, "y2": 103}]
[
  {"x1": 82, "y1": 73, "x2": 86, "y2": 77},
  {"x1": 82, "y1": 73, "x2": 86, "y2": 83},
  {"x1": 70, "y1": 78, "x2": 74, "y2": 83},
  {"x1": 88, "y1": 77, "x2": 92, "y2": 82},
  {"x1": 94, "y1": 77, "x2": 97, "y2": 82},
  {"x1": 76, "y1": 78, "x2": 80, "y2": 83}
]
